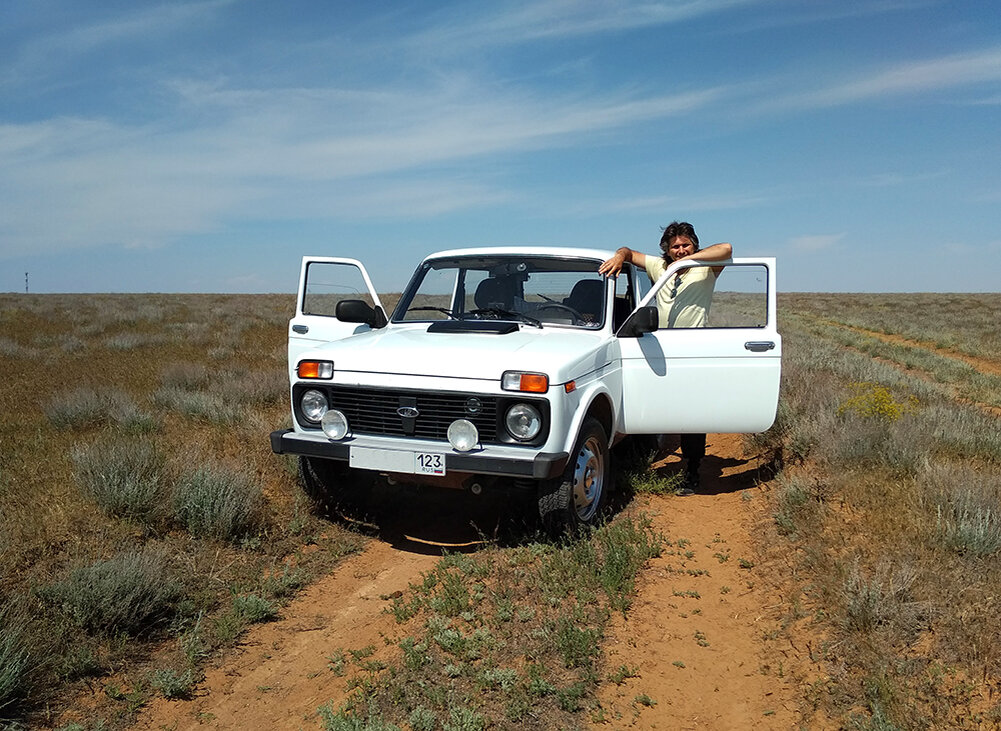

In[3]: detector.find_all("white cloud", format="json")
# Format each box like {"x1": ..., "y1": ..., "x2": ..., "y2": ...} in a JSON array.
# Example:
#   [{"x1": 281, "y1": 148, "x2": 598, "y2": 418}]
[
  {"x1": 2, "y1": 1, "x2": 234, "y2": 89},
  {"x1": 0, "y1": 79, "x2": 726, "y2": 258},
  {"x1": 413, "y1": 0, "x2": 759, "y2": 49},
  {"x1": 786, "y1": 46, "x2": 1001, "y2": 109}
]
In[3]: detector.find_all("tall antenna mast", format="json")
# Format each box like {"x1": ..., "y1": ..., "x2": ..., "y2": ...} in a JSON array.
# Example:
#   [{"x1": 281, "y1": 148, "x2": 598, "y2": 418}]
[{"x1": 25, "y1": 272, "x2": 29, "y2": 294}]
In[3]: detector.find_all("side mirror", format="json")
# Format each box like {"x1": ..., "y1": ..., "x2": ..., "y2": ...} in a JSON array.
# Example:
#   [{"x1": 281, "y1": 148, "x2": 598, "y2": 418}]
[
  {"x1": 335, "y1": 299, "x2": 388, "y2": 329},
  {"x1": 616, "y1": 306, "x2": 659, "y2": 338}
]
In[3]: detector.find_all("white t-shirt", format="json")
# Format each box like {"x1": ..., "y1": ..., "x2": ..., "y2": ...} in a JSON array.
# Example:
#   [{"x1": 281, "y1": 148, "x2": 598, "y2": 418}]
[{"x1": 644, "y1": 258, "x2": 717, "y2": 329}]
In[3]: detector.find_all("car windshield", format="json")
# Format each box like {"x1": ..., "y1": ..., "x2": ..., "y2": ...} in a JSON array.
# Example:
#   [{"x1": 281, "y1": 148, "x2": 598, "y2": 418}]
[{"x1": 393, "y1": 255, "x2": 607, "y2": 329}]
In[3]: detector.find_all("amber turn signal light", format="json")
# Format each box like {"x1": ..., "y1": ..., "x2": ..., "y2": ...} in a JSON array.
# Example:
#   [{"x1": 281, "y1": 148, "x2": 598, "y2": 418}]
[
  {"x1": 297, "y1": 360, "x2": 333, "y2": 379},
  {"x1": 502, "y1": 371, "x2": 549, "y2": 393}
]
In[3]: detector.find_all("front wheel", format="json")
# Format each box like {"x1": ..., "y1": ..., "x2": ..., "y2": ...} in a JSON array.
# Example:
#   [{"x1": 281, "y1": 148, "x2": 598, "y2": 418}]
[{"x1": 538, "y1": 417, "x2": 612, "y2": 534}]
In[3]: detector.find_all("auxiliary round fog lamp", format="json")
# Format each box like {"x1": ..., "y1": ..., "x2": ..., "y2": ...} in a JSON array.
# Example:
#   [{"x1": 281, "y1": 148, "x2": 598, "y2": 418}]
[
  {"x1": 321, "y1": 409, "x2": 350, "y2": 440},
  {"x1": 447, "y1": 419, "x2": 479, "y2": 452}
]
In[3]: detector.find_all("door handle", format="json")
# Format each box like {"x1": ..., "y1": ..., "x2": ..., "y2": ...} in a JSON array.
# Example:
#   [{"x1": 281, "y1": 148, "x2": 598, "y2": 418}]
[
  {"x1": 292, "y1": 324, "x2": 309, "y2": 334},
  {"x1": 744, "y1": 341, "x2": 774, "y2": 352}
]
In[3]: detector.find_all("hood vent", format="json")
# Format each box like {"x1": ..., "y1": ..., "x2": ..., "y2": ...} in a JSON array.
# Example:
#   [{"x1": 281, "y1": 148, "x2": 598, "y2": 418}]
[{"x1": 427, "y1": 321, "x2": 518, "y2": 334}]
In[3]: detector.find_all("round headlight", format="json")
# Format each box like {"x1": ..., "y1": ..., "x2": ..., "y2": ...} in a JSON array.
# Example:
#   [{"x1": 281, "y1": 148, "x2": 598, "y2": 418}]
[
  {"x1": 505, "y1": 403, "x2": 542, "y2": 441},
  {"x1": 321, "y1": 409, "x2": 349, "y2": 440},
  {"x1": 447, "y1": 419, "x2": 479, "y2": 452},
  {"x1": 300, "y1": 389, "x2": 328, "y2": 422}
]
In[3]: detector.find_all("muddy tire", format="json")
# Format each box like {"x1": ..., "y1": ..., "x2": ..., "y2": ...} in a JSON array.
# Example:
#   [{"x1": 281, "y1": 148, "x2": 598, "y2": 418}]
[
  {"x1": 538, "y1": 417, "x2": 612, "y2": 535},
  {"x1": 298, "y1": 456, "x2": 371, "y2": 522}
]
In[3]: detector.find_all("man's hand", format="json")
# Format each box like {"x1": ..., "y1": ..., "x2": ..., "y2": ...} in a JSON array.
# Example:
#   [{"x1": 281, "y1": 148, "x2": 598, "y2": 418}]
[{"x1": 599, "y1": 247, "x2": 644, "y2": 278}]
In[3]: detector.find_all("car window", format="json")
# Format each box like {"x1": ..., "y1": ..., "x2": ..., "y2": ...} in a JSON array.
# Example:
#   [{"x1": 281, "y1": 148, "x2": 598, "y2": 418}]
[
  {"x1": 395, "y1": 256, "x2": 606, "y2": 328},
  {"x1": 644, "y1": 262, "x2": 769, "y2": 329},
  {"x1": 302, "y1": 261, "x2": 377, "y2": 317},
  {"x1": 706, "y1": 264, "x2": 769, "y2": 328}
]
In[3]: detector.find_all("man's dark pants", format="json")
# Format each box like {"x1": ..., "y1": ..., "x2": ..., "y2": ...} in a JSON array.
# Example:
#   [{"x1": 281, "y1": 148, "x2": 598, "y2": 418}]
[{"x1": 680, "y1": 433, "x2": 706, "y2": 473}]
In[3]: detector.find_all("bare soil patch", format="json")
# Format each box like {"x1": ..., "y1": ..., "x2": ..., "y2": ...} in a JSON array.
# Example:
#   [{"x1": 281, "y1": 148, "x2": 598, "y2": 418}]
[
  {"x1": 130, "y1": 436, "x2": 811, "y2": 730},
  {"x1": 135, "y1": 538, "x2": 434, "y2": 729},
  {"x1": 596, "y1": 434, "x2": 807, "y2": 728}
]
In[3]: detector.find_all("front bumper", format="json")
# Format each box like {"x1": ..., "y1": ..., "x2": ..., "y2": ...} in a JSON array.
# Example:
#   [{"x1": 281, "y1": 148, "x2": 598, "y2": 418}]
[{"x1": 270, "y1": 429, "x2": 568, "y2": 480}]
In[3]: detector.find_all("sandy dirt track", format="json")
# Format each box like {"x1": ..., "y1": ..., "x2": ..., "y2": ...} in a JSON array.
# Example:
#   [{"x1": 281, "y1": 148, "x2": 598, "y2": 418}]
[{"x1": 133, "y1": 434, "x2": 808, "y2": 730}]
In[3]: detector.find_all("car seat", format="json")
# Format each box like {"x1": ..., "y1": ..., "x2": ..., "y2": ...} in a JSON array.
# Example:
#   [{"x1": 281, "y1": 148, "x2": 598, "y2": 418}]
[
  {"x1": 563, "y1": 279, "x2": 605, "y2": 323},
  {"x1": 474, "y1": 278, "x2": 514, "y2": 310}
]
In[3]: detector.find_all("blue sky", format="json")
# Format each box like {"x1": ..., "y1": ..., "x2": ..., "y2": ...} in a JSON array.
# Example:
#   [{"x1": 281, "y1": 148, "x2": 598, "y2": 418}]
[{"x1": 2, "y1": 0, "x2": 999, "y2": 293}]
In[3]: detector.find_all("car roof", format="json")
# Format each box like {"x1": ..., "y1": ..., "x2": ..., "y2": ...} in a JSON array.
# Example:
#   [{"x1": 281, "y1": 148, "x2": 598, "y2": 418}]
[{"x1": 422, "y1": 246, "x2": 616, "y2": 263}]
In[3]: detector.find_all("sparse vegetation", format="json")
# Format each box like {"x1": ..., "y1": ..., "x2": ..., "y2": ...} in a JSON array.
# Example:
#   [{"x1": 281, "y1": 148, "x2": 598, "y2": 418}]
[
  {"x1": 39, "y1": 548, "x2": 183, "y2": 636},
  {"x1": 0, "y1": 603, "x2": 33, "y2": 717},
  {"x1": 4, "y1": 291, "x2": 1001, "y2": 727},
  {"x1": 172, "y1": 463, "x2": 263, "y2": 541},
  {"x1": 72, "y1": 438, "x2": 169, "y2": 525},
  {"x1": 0, "y1": 292, "x2": 358, "y2": 725},
  {"x1": 320, "y1": 516, "x2": 662, "y2": 729},
  {"x1": 45, "y1": 387, "x2": 154, "y2": 432},
  {"x1": 757, "y1": 293, "x2": 1001, "y2": 728}
]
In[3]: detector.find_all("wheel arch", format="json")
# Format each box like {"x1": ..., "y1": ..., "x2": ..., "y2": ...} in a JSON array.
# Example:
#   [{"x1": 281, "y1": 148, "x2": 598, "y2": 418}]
[{"x1": 582, "y1": 391, "x2": 614, "y2": 446}]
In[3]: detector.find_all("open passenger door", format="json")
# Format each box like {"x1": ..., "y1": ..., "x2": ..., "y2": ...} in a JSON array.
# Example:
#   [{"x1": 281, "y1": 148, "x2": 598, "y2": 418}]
[
  {"x1": 616, "y1": 258, "x2": 781, "y2": 434},
  {"x1": 288, "y1": 256, "x2": 385, "y2": 378}
]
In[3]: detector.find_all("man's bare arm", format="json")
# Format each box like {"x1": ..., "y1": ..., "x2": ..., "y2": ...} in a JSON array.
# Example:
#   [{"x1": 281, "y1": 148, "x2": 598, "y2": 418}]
[
  {"x1": 598, "y1": 247, "x2": 647, "y2": 278},
  {"x1": 675, "y1": 242, "x2": 732, "y2": 277}
]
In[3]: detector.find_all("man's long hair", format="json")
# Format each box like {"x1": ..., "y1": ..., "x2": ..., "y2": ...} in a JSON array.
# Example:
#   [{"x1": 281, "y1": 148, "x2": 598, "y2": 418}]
[{"x1": 659, "y1": 221, "x2": 699, "y2": 263}]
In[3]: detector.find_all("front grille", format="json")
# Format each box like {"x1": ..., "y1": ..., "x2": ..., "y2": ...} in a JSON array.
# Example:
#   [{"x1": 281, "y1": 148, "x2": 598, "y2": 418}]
[{"x1": 326, "y1": 386, "x2": 500, "y2": 442}]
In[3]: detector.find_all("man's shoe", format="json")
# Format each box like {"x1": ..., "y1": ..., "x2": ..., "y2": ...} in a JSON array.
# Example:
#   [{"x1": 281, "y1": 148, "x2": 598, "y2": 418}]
[{"x1": 676, "y1": 471, "x2": 699, "y2": 496}]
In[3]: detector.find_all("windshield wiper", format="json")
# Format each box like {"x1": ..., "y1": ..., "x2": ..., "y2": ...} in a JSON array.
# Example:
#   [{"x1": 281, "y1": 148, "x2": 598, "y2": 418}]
[
  {"x1": 467, "y1": 308, "x2": 543, "y2": 329},
  {"x1": 408, "y1": 306, "x2": 460, "y2": 319}
]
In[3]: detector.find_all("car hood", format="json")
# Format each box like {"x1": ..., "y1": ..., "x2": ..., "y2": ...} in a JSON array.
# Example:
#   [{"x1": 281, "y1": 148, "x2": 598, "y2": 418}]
[{"x1": 304, "y1": 323, "x2": 613, "y2": 384}]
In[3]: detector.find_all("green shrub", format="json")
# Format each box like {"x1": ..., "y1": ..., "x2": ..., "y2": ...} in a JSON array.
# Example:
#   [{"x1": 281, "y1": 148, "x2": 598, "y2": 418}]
[
  {"x1": 150, "y1": 667, "x2": 198, "y2": 700},
  {"x1": 442, "y1": 707, "x2": 485, "y2": 731},
  {"x1": 40, "y1": 548, "x2": 182, "y2": 635},
  {"x1": 840, "y1": 560, "x2": 917, "y2": 635},
  {"x1": 153, "y1": 386, "x2": 240, "y2": 423},
  {"x1": 72, "y1": 439, "x2": 168, "y2": 523},
  {"x1": 231, "y1": 594, "x2": 278, "y2": 624},
  {"x1": 552, "y1": 616, "x2": 601, "y2": 669},
  {"x1": 936, "y1": 499, "x2": 1001, "y2": 557},
  {"x1": 211, "y1": 594, "x2": 279, "y2": 646},
  {"x1": 595, "y1": 517, "x2": 663, "y2": 611},
  {"x1": 0, "y1": 604, "x2": 32, "y2": 716},
  {"x1": 773, "y1": 474, "x2": 819, "y2": 538},
  {"x1": 45, "y1": 387, "x2": 154, "y2": 432},
  {"x1": 173, "y1": 464, "x2": 262, "y2": 541}
]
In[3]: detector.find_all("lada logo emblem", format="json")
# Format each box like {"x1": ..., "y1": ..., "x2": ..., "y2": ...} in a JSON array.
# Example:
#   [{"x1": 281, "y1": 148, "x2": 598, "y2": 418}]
[
  {"x1": 397, "y1": 406, "x2": 420, "y2": 418},
  {"x1": 465, "y1": 397, "x2": 482, "y2": 415}
]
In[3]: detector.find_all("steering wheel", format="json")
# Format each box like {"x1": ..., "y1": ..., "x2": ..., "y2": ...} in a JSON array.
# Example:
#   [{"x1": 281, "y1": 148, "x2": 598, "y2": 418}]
[{"x1": 535, "y1": 302, "x2": 583, "y2": 324}]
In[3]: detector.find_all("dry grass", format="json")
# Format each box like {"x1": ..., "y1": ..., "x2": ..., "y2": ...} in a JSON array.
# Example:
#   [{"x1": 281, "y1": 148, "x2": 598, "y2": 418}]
[
  {"x1": 758, "y1": 293, "x2": 1001, "y2": 729},
  {"x1": 5, "y1": 290, "x2": 1001, "y2": 728},
  {"x1": 0, "y1": 293, "x2": 360, "y2": 727}
]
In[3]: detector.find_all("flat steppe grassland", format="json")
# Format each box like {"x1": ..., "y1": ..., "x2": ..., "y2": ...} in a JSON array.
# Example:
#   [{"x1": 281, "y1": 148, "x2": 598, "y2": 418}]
[
  {"x1": 0, "y1": 294, "x2": 361, "y2": 726},
  {"x1": 760, "y1": 292, "x2": 1001, "y2": 729},
  {"x1": 0, "y1": 292, "x2": 1000, "y2": 730},
  {"x1": 0, "y1": 292, "x2": 659, "y2": 730}
]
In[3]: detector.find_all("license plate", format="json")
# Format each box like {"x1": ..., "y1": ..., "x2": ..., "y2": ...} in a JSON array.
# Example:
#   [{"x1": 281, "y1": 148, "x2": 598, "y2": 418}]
[
  {"x1": 350, "y1": 446, "x2": 446, "y2": 476},
  {"x1": 415, "y1": 452, "x2": 446, "y2": 476}
]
